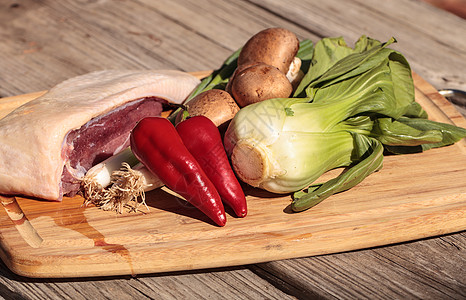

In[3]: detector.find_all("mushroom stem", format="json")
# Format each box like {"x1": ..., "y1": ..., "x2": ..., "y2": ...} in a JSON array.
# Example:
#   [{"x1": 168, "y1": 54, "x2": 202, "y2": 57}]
[{"x1": 286, "y1": 56, "x2": 304, "y2": 88}]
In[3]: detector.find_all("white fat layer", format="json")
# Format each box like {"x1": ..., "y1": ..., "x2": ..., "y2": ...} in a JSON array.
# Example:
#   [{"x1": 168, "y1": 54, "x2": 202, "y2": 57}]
[{"x1": 0, "y1": 70, "x2": 200, "y2": 200}]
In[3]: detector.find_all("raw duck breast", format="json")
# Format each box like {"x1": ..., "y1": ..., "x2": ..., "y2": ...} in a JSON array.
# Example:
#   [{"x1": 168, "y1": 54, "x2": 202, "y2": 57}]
[{"x1": 0, "y1": 70, "x2": 200, "y2": 201}]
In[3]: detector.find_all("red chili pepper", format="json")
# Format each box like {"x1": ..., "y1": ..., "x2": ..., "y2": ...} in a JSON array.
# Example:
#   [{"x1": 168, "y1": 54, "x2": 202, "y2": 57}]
[
  {"x1": 176, "y1": 116, "x2": 247, "y2": 217},
  {"x1": 130, "y1": 117, "x2": 226, "y2": 226}
]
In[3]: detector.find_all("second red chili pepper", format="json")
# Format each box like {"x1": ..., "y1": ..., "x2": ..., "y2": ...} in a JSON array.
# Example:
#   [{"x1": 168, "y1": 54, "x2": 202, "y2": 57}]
[
  {"x1": 130, "y1": 117, "x2": 226, "y2": 226},
  {"x1": 176, "y1": 116, "x2": 247, "y2": 217}
]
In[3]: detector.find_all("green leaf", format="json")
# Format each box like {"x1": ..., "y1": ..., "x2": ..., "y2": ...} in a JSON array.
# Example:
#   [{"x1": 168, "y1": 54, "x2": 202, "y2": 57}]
[
  {"x1": 291, "y1": 134, "x2": 384, "y2": 212},
  {"x1": 371, "y1": 117, "x2": 443, "y2": 146},
  {"x1": 298, "y1": 36, "x2": 422, "y2": 123},
  {"x1": 387, "y1": 52, "x2": 415, "y2": 118},
  {"x1": 296, "y1": 39, "x2": 314, "y2": 75},
  {"x1": 295, "y1": 37, "x2": 399, "y2": 101},
  {"x1": 338, "y1": 115, "x2": 374, "y2": 135},
  {"x1": 309, "y1": 60, "x2": 399, "y2": 120},
  {"x1": 384, "y1": 117, "x2": 466, "y2": 153},
  {"x1": 403, "y1": 102, "x2": 428, "y2": 119},
  {"x1": 285, "y1": 107, "x2": 294, "y2": 116},
  {"x1": 353, "y1": 35, "x2": 383, "y2": 52},
  {"x1": 294, "y1": 36, "x2": 355, "y2": 97},
  {"x1": 310, "y1": 38, "x2": 396, "y2": 90},
  {"x1": 297, "y1": 39, "x2": 314, "y2": 60}
]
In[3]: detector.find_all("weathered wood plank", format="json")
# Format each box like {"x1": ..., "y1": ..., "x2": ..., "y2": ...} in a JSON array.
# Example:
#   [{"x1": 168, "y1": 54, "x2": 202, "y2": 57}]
[
  {"x1": 0, "y1": 0, "x2": 311, "y2": 96},
  {"x1": 248, "y1": 0, "x2": 466, "y2": 92},
  {"x1": 0, "y1": 263, "x2": 297, "y2": 299},
  {"x1": 0, "y1": 0, "x2": 465, "y2": 298},
  {"x1": 252, "y1": 232, "x2": 466, "y2": 299}
]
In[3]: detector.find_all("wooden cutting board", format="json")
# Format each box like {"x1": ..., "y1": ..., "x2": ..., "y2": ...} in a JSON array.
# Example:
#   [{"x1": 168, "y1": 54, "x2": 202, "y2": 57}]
[{"x1": 0, "y1": 72, "x2": 465, "y2": 278}]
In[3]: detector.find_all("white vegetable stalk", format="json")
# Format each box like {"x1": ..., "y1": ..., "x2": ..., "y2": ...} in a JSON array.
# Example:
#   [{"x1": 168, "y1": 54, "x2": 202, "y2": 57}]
[
  {"x1": 81, "y1": 148, "x2": 163, "y2": 213},
  {"x1": 224, "y1": 97, "x2": 370, "y2": 194},
  {"x1": 84, "y1": 147, "x2": 138, "y2": 188}
]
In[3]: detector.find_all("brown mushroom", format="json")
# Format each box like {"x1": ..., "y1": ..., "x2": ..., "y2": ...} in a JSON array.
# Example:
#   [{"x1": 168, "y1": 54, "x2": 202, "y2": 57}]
[
  {"x1": 177, "y1": 89, "x2": 240, "y2": 127},
  {"x1": 229, "y1": 63, "x2": 293, "y2": 107},
  {"x1": 238, "y1": 27, "x2": 300, "y2": 74}
]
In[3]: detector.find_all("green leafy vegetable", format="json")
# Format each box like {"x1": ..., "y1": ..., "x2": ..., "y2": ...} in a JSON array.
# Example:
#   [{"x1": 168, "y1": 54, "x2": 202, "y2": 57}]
[
  {"x1": 224, "y1": 35, "x2": 466, "y2": 212},
  {"x1": 292, "y1": 134, "x2": 384, "y2": 212}
]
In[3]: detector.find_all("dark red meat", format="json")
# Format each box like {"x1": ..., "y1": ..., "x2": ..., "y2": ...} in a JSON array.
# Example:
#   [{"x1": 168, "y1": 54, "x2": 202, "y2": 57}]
[{"x1": 60, "y1": 97, "x2": 168, "y2": 196}]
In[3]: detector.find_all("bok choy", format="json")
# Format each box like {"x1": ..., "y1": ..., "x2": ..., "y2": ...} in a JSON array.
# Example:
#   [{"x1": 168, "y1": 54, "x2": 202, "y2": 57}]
[{"x1": 224, "y1": 36, "x2": 466, "y2": 212}]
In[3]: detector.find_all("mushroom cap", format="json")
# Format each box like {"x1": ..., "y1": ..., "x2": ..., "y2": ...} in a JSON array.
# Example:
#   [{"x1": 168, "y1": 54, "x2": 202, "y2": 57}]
[
  {"x1": 183, "y1": 89, "x2": 240, "y2": 127},
  {"x1": 238, "y1": 27, "x2": 300, "y2": 74},
  {"x1": 230, "y1": 63, "x2": 293, "y2": 107}
]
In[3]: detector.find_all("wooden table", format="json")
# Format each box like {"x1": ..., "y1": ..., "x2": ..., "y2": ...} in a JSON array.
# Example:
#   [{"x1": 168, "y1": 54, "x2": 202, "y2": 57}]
[{"x1": 0, "y1": 0, "x2": 465, "y2": 298}]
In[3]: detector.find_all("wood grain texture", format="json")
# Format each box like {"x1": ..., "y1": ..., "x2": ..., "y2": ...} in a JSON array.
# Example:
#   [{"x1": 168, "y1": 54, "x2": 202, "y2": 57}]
[
  {"x1": 253, "y1": 232, "x2": 466, "y2": 299},
  {"x1": 0, "y1": 263, "x2": 297, "y2": 300},
  {"x1": 248, "y1": 0, "x2": 466, "y2": 92},
  {"x1": 0, "y1": 74, "x2": 464, "y2": 278},
  {"x1": 0, "y1": 0, "x2": 465, "y2": 298}
]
